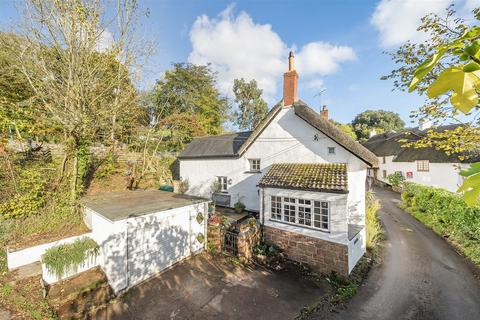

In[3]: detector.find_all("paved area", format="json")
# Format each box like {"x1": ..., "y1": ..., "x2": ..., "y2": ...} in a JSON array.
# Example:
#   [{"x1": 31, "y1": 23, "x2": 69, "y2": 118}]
[
  {"x1": 328, "y1": 187, "x2": 480, "y2": 320},
  {"x1": 98, "y1": 254, "x2": 328, "y2": 319}
]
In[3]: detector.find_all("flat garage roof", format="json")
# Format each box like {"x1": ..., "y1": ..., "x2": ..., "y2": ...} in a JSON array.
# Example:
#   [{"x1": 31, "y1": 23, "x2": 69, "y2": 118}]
[{"x1": 81, "y1": 190, "x2": 208, "y2": 222}]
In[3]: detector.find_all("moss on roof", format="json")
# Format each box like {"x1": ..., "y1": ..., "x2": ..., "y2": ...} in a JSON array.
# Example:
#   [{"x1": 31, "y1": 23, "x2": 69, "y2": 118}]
[{"x1": 258, "y1": 163, "x2": 348, "y2": 193}]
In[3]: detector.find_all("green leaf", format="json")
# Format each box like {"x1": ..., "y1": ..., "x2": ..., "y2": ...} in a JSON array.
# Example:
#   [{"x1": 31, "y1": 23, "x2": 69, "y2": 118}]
[
  {"x1": 463, "y1": 62, "x2": 480, "y2": 72},
  {"x1": 427, "y1": 67, "x2": 480, "y2": 113},
  {"x1": 457, "y1": 162, "x2": 480, "y2": 206},
  {"x1": 465, "y1": 40, "x2": 480, "y2": 57},
  {"x1": 408, "y1": 48, "x2": 446, "y2": 92}
]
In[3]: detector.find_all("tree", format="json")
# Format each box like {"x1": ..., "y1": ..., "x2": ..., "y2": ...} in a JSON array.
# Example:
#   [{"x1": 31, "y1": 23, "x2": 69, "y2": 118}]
[
  {"x1": 159, "y1": 114, "x2": 205, "y2": 151},
  {"x1": 232, "y1": 78, "x2": 268, "y2": 130},
  {"x1": 386, "y1": 5, "x2": 480, "y2": 205},
  {"x1": 151, "y1": 63, "x2": 228, "y2": 135},
  {"x1": 330, "y1": 120, "x2": 357, "y2": 140},
  {"x1": 352, "y1": 110, "x2": 405, "y2": 141},
  {"x1": 15, "y1": 0, "x2": 147, "y2": 202}
]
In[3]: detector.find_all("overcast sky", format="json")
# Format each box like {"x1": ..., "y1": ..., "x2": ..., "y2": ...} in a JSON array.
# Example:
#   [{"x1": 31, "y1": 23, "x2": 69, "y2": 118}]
[{"x1": 1, "y1": 0, "x2": 477, "y2": 124}]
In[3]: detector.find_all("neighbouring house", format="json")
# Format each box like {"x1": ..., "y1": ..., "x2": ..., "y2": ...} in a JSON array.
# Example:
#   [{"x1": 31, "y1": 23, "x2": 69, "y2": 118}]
[
  {"x1": 7, "y1": 190, "x2": 209, "y2": 294},
  {"x1": 363, "y1": 124, "x2": 480, "y2": 192},
  {"x1": 179, "y1": 52, "x2": 378, "y2": 275}
]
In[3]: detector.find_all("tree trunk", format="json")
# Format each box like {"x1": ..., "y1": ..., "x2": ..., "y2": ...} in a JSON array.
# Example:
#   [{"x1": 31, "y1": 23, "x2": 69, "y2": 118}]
[{"x1": 70, "y1": 153, "x2": 78, "y2": 203}]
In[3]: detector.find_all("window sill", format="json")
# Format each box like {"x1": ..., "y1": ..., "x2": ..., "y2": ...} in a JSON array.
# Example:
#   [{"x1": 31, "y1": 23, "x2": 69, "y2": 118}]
[
  {"x1": 244, "y1": 170, "x2": 261, "y2": 174},
  {"x1": 268, "y1": 218, "x2": 330, "y2": 233}
]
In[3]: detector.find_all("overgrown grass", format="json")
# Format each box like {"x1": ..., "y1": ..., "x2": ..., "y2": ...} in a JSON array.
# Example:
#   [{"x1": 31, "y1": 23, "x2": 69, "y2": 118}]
[
  {"x1": 2, "y1": 192, "x2": 87, "y2": 249},
  {"x1": 401, "y1": 182, "x2": 480, "y2": 266},
  {"x1": 366, "y1": 191, "x2": 383, "y2": 251}
]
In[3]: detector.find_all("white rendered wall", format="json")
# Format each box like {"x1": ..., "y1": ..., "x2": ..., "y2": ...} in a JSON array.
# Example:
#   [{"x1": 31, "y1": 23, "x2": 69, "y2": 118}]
[
  {"x1": 260, "y1": 187, "x2": 349, "y2": 245},
  {"x1": 348, "y1": 227, "x2": 366, "y2": 273},
  {"x1": 180, "y1": 107, "x2": 368, "y2": 222},
  {"x1": 7, "y1": 233, "x2": 93, "y2": 270},
  {"x1": 89, "y1": 201, "x2": 208, "y2": 293},
  {"x1": 377, "y1": 156, "x2": 467, "y2": 192}
]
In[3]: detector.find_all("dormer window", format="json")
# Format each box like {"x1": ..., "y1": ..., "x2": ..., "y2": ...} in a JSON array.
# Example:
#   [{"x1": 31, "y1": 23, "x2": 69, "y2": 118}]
[
  {"x1": 328, "y1": 147, "x2": 335, "y2": 155},
  {"x1": 249, "y1": 159, "x2": 261, "y2": 172}
]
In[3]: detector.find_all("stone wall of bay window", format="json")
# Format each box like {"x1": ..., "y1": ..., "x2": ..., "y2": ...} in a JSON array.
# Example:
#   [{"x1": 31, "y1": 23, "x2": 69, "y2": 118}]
[{"x1": 264, "y1": 226, "x2": 349, "y2": 275}]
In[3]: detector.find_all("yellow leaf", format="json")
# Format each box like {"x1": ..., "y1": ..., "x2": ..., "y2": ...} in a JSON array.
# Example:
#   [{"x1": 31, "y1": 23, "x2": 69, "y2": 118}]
[{"x1": 427, "y1": 67, "x2": 480, "y2": 114}]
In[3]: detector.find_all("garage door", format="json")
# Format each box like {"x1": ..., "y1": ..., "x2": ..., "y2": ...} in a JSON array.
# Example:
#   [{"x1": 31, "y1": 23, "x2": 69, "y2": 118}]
[{"x1": 126, "y1": 205, "x2": 206, "y2": 287}]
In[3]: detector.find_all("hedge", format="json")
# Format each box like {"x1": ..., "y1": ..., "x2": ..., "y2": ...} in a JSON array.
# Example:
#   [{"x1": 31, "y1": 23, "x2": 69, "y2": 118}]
[{"x1": 402, "y1": 182, "x2": 480, "y2": 265}]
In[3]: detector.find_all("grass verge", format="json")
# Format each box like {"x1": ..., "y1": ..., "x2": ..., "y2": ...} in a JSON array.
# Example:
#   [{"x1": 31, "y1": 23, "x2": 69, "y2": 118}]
[
  {"x1": 296, "y1": 191, "x2": 384, "y2": 319},
  {"x1": 401, "y1": 182, "x2": 480, "y2": 266}
]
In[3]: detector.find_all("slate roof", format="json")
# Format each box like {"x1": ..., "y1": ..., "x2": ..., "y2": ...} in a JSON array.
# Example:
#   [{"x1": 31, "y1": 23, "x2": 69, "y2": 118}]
[
  {"x1": 258, "y1": 163, "x2": 348, "y2": 193},
  {"x1": 179, "y1": 101, "x2": 283, "y2": 159},
  {"x1": 179, "y1": 100, "x2": 378, "y2": 167},
  {"x1": 178, "y1": 131, "x2": 252, "y2": 159},
  {"x1": 363, "y1": 125, "x2": 480, "y2": 163}
]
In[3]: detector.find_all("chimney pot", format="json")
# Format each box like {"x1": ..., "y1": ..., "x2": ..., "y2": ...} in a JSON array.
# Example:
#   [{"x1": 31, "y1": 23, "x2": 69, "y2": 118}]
[{"x1": 283, "y1": 52, "x2": 298, "y2": 106}]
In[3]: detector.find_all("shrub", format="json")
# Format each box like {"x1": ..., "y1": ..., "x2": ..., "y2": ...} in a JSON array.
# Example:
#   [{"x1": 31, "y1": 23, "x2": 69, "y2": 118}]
[
  {"x1": 0, "y1": 166, "x2": 53, "y2": 219},
  {"x1": 365, "y1": 191, "x2": 382, "y2": 249},
  {"x1": 387, "y1": 172, "x2": 405, "y2": 187},
  {"x1": 402, "y1": 182, "x2": 480, "y2": 265},
  {"x1": 42, "y1": 237, "x2": 99, "y2": 279}
]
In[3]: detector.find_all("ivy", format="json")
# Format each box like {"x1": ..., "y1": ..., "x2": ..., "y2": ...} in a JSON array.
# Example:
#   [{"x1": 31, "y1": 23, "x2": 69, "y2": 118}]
[{"x1": 42, "y1": 237, "x2": 99, "y2": 279}]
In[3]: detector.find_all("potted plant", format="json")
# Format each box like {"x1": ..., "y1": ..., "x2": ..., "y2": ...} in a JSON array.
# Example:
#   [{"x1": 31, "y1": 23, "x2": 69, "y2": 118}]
[
  {"x1": 248, "y1": 217, "x2": 257, "y2": 227},
  {"x1": 234, "y1": 201, "x2": 245, "y2": 213}
]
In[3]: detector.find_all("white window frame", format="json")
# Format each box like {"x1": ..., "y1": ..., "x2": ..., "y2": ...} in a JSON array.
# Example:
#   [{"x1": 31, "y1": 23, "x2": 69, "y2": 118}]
[
  {"x1": 248, "y1": 158, "x2": 261, "y2": 172},
  {"x1": 270, "y1": 196, "x2": 330, "y2": 232},
  {"x1": 217, "y1": 176, "x2": 228, "y2": 192},
  {"x1": 328, "y1": 147, "x2": 336, "y2": 155}
]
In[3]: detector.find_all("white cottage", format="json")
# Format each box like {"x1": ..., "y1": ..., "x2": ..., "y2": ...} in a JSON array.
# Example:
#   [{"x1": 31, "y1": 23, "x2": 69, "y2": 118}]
[
  {"x1": 179, "y1": 52, "x2": 378, "y2": 275},
  {"x1": 363, "y1": 126, "x2": 479, "y2": 192}
]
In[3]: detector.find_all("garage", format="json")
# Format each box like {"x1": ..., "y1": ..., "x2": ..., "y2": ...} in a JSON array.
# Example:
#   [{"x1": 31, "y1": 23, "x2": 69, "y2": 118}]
[{"x1": 81, "y1": 190, "x2": 209, "y2": 293}]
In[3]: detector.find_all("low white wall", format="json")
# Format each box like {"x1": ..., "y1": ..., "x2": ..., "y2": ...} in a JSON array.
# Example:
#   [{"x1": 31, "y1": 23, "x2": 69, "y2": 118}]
[
  {"x1": 41, "y1": 249, "x2": 102, "y2": 284},
  {"x1": 348, "y1": 227, "x2": 366, "y2": 273},
  {"x1": 7, "y1": 233, "x2": 93, "y2": 270}
]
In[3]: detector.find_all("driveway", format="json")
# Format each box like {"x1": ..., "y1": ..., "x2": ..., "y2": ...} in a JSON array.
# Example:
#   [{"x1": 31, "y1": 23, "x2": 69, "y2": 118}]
[
  {"x1": 97, "y1": 254, "x2": 328, "y2": 319},
  {"x1": 325, "y1": 187, "x2": 480, "y2": 320}
]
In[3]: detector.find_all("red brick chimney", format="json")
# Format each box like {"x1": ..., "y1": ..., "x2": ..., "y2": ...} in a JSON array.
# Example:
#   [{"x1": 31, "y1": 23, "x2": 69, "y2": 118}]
[
  {"x1": 283, "y1": 51, "x2": 298, "y2": 106},
  {"x1": 320, "y1": 105, "x2": 328, "y2": 120}
]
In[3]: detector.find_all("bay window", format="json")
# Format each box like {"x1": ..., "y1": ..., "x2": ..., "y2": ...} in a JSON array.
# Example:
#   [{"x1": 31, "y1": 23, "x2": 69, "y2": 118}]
[{"x1": 270, "y1": 196, "x2": 330, "y2": 231}]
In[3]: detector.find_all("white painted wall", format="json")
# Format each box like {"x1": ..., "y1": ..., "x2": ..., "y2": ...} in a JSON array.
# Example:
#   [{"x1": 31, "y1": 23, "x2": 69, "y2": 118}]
[
  {"x1": 261, "y1": 187, "x2": 349, "y2": 245},
  {"x1": 348, "y1": 227, "x2": 366, "y2": 273},
  {"x1": 88, "y1": 201, "x2": 208, "y2": 293},
  {"x1": 7, "y1": 233, "x2": 93, "y2": 270},
  {"x1": 377, "y1": 156, "x2": 467, "y2": 192},
  {"x1": 180, "y1": 107, "x2": 368, "y2": 226}
]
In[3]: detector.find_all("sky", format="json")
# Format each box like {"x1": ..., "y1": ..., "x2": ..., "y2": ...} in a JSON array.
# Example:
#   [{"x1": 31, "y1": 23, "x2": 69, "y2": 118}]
[{"x1": 0, "y1": 0, "x2": 478, "y2": 125}]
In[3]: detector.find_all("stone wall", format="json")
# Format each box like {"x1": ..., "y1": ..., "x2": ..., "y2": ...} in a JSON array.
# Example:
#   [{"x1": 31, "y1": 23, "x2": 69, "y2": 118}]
[
  {"x1": 237, "y1": 223, "x2": 261, "y2": 261},
  {"x1": 264, "y1": 226, "x2": 348, "y2": 276}
]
